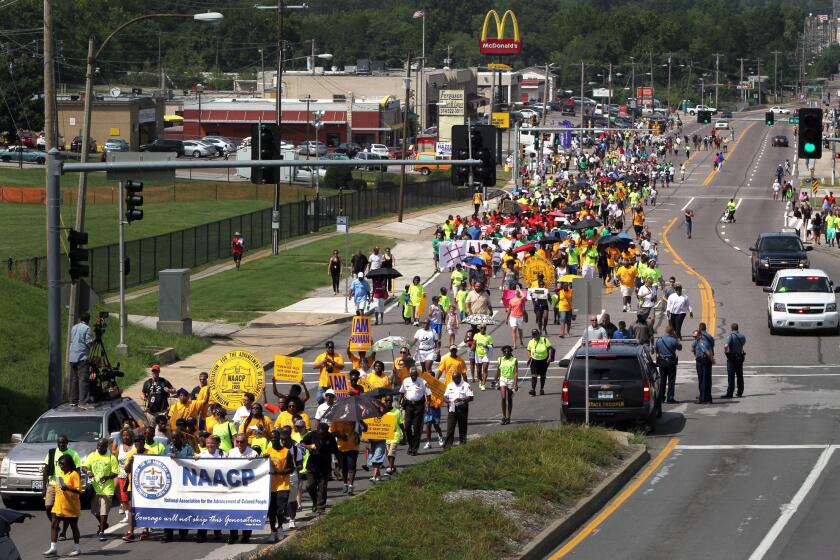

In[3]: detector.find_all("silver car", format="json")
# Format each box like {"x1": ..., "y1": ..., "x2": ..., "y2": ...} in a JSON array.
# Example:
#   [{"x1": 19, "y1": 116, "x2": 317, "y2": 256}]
[
  {"x1": 201, "y1": 136, "x2": 236, "y2": 156},
  {"x1": 0, "y1": 398, "x2": 146, "y2": 509},
  {"x1": 182, "y1": 140, "x2": 216, "y2": 158},
  {"x1": 297, "y1": 141, "x2": 328, "y2": 157},
  {"x1": 103, "y1": 138, "x2": 129, "y2": 153}
]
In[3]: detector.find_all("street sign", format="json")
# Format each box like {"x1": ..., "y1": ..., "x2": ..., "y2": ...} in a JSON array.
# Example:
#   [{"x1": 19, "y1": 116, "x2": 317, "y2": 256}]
[
  {"x1": 272, "y1": 210, "x2": 280, "y2": 229},
  {"x1": 337, "y1": 215, "x2": 349, "y2": 233},
  {"x1": 571, "y1": 278, "x2": 602, "y2": 317},
  {"x1": 789, "y1": 116, "x2": 799, "y2": 125},
  {"x1": 490, "y1": 112, "x2": 510, "y2": 129},
  {"x1": 592, "y1": 88, "x2": 612, "y2": 98}
]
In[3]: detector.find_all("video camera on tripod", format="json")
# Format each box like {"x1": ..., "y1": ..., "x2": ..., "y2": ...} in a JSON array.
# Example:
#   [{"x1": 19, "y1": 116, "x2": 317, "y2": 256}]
[{"x1": 89, "y1": 312, "x2": 125, "y2": 400}]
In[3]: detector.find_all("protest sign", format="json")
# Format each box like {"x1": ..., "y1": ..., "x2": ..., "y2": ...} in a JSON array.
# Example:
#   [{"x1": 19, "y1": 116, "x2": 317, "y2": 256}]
[{"x1": 273, "y1": 355, "x2": 303, "y2": 383}]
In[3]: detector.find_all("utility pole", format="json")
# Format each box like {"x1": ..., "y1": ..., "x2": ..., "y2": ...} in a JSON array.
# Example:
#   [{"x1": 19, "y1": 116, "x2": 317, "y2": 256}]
[
  {"x1": 737, "y1": 57, "x2": 747, "y2": 105},
  {"x1": 630, "y1": 56, "x2": 636, "y2": 118},
  {"x1": 158, "y1": 33, "x2": 164, "y2": 92},
  {"x1": 271, "y1": 0, "x2": 283, "y2": 255},
  {"x1": 259, "y1": 48, "x2": 264, "y2": 94},
  {"x1": 607, "y1": 62, "x2": 612, "y2": 119},
  {"x1": 771, "y1": 50, "x2": 781, "y2": 103},
  {"x1": 649, "y1": 51, "x2": 654, "y2": 113},
  {"x1": 713, "y1": 52, "x2": 723, "y2": 109},
  {"x1": 43, "y1": 0, "x2": 56, "y2": 150},
  {"x1": 757, "y1": 58, "x2": 762, "y2": 106},
  {"x1": 580, "y1": 60, "x2": 585, "y2": 123},
  {"x1": 541, "y1": 62, "x2": 550, "y2": 125},
  {"x1": 397, "y1": 53, "x2": 412, "y2": 223},
  {"x1": 665, "y1": 54, "x2": 672, "y2": 113}
]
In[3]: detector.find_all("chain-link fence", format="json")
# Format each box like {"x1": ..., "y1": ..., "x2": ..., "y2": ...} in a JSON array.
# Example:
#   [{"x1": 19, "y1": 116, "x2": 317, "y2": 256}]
[{"x1": 4, "y1": 179, "x2": 469, "y2": 293}]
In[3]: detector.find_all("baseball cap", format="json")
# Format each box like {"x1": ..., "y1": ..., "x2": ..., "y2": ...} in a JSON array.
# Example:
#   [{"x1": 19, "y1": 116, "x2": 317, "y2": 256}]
[
  {"x1": 324, "y1": 389, "x2": 336, "y2": 396},
  {"x1": 294, "y1": 419, "x2": 307, "y2": 428},
  {"x1": 449, "y1": 344, "x2": 458, "y2": 350},
  {"x1": 176, "y1": 388, "x2": 189, "y2": 397},
  {"x1": 357, "y1": 272, "x2": 364, "y2": 278},
  {"x1": 151, "y1": 364, "x2": 161, "y2": 372}
]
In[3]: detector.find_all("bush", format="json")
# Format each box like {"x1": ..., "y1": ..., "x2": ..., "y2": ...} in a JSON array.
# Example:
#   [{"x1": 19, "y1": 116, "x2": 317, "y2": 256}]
[
  {"x1": 376, "y1": 180, "x2": 398, "y2": 190},
  {"x1": 347, "y1": 178, "x2": 368, "y2": 191},
  {"x1": 324, "y1": 166, "x2": 354, "y2": 189}
]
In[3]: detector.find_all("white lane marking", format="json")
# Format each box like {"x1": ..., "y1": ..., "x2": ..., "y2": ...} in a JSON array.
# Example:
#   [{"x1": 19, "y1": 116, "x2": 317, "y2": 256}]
[
  {"x1": 105, "y1": 522, "x2": 126, "y2": 534},
  {"x1": 736, "y1": 197, "x2": 744, "y2": 209},
  {"x1": 677, "y1": 445, "x2": 830, "y2": 450},
  {"x1": 748, "y1": 446, "x2": 836, "y2": 560},
  {"x1": 724, "y1": 238, "x2": 730, "y2": 242},
  {"x1": 734, "y1": 246, "x2": 741, "y2": 251},
  {"x1": 681, "y1": 197, "x2": 695, "y2": 211}
]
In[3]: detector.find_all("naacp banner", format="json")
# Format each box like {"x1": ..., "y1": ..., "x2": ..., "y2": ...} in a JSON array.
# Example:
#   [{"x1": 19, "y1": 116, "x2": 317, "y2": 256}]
[{"x1": 131, "y1": 455, "x2": 270, "y2": 530}]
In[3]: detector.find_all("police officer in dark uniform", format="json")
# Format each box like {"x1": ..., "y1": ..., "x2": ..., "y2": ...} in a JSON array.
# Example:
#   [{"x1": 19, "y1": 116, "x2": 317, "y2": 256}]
[
  {"x1": 655, "y1": 324, "x2": 682, "y2": 405},
  {"x1": 722, "y1": 323, "x2": 747, "y2": 398}
]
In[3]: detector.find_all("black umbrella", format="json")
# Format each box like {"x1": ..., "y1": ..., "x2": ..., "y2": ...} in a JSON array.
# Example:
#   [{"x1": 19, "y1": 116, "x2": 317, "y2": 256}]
[
  {"x1": 558, "y1": 206, "x2": 580, "y2": 214},
  {"x1": 364, "y1": 387, "x2": 400, "y2": 399},
  {"x1": 321, "y1": 395, "x2": 384, "y2": 424},
  {"x1": 597, "y1": 232, "x2": 633, "y2": 250},
  {"x1": 575, "y1": 218, "x2": 602, "y2": 230},
  {"x1": 367, "y1": 267, "x2": 402, "y2": 280}
]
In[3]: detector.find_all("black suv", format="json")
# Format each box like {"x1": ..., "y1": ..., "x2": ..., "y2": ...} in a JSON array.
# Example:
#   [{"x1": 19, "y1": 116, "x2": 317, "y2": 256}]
[
  {"x1": 139, "y1": 138, "x2": 184, "y2": 157},
  {"x1": 750, "y1": 232, "x2": 812, "y2": 284},
  {"x1": 559, "y1": 340, "x2": 660, "y2": 430}
]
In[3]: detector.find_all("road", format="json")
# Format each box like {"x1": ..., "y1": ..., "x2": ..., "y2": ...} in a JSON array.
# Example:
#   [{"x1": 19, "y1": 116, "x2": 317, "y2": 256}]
[{"x1": 550, "y1": 107, "x2": 840, "y2": 560}]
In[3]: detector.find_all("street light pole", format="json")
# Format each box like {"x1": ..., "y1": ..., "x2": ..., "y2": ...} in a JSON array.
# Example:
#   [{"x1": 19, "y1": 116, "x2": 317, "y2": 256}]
[
  {"x1": 259, "y1": 48, "x2": 265, "y2": 94},
  {"x1": 272, "y1": 0, "x2": 283, "y2": 256},
  {"x1": 771, "y1": 50, "x2": 781, "y2": 103},
  {"x1": 398, "y1": 53, "x2": 412, "y2": 223}
]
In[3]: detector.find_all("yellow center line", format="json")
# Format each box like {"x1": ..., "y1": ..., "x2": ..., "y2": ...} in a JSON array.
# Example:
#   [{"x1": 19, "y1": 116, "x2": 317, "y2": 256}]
[
  {"x1": 661, "y1": 217, "x2": 715, "y2": 335},
  {"x1": 548, "y1": 438, "x2": 680, "y2": 559},
  {"x1": 702, "y1": 123, "x2": 755, "y2": 186}
]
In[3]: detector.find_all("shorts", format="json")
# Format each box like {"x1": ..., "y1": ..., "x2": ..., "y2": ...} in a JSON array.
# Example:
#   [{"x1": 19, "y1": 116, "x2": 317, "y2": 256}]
[
  {"x1": 467, "y1": 349, "x2": 476, "y2": 361},
  {"x1": 620, "y1": 285, "x2": 633, "y2": 298},
  {"x1": 373, "y1": 298, "x2": 386, "y2": 313},
  {"x1": 424, "y1": 407, "x2": 441, "y2": 425},
  {"x1": 431, "y1": 322, "x2": 442, "y2": 338},
  {"x1": 353, "y1": 297, "x2": 368, "y2": 310},
  {"x1": 44, "y1": 484, "x2": 56, "y2": 508},
  {"x1": 509, "y1": 316, "x2": 524, "y2": 328},
  {"x1": 387, "y1": 442, "x2": 399, "y2": 457},
  {"x1": 91, "y1": 494, "x2": 113, "y2": 517},
  {"x1": 233, "y1": 252, "x2": 242, "y2": 262},
  {"x1": 117, "y1": 477, "x2": 129, "y2": 503},
  {"x1": 368, "y1": 441, "x2": 387, "y2": 467},
  {"x1": 533, "y1": 300, "x2": 549, "y2": 312},
  {"x1": 530, "y1": 358, "x2": 549, "y2": 377},
  {"x1": 558, "y1": 311, "x2": 572, "y2": 326},
  {"x1": 418, "y1": 349, "x2": 437, "y2": 362},
  {"x1": 475, "y1": 349, "x2": 492, "y2": 363},
  {"x1": 499, "y1": 376, "x2": 516, "y2": 388}
]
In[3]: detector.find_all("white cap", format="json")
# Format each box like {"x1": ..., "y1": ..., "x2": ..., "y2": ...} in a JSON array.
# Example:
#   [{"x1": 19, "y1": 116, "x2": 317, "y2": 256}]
[{"x1": 358, "y1": 272, "x2": 364, "y2": 278}]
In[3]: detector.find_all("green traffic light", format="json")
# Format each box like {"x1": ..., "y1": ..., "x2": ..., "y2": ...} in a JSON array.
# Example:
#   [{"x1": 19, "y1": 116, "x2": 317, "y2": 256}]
[{"x1": 804, "y1": 142, "x2": 816, "y2": 154}]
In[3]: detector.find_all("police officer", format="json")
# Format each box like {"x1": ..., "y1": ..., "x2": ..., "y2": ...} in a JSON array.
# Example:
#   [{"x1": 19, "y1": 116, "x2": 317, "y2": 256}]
[
  {"x1": 655, "y1": 324, "x2": 682, "y2": 406},
  {"x1": 691, "y1": 330, "x2": 714, "y2": 404},
  {"x1": 722, "y1": 323, "x2": 747, "y2": 398}
]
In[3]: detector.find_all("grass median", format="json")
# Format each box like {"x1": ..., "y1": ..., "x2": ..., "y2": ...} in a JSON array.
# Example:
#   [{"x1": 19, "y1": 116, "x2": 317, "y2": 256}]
[
  {"x1": 122, "y1": 233, "x2": 396, "y2": 324},
  {"x1": 267, "y1": 424, "x2": 626, "y2": 560},
  {"x1": 0, "y1": 275, "x2": 212, "y2": 441}
]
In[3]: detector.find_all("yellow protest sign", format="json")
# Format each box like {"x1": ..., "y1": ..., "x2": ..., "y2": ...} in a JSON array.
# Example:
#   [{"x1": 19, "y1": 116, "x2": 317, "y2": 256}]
[
  {"x1": 361, "y1": 414, "x2": 397, "y2": 441},
  {"x1": 209, "y1": 350, "x2": 265, "y2": 409},
  {"x1": 491, "y1": 112, "x2": 510, "y2": 129},
  {"x1": 522, "y1": 256, "x2": 555, "y2": 287},
  {"x1": 349, "y1": 315, "x2": 372, "y2": 352},
  {"x1": 328, "y1": 372, "x2": 351, "y2": 398},
  {"x1": 273, "y1": 355, "x2": 303, "y2": 383},
  {"x1": 419, "y1": 372, "x2": 446, "y2": 404}
]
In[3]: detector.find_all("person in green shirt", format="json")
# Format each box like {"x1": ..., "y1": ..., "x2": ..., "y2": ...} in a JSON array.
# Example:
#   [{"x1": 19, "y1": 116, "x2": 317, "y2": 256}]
[
  {"x1": 455, "y1": 281, "x2": 468, "y2": 320},
  {"x1": 473, "y1": 324, "x2": 494, "y2": 391},
  {"x1": 384, "y1": 396, "x2": 405, "y2": 476},
  {"x1": 526, "y1": 329, "x2": 554, "y2": 396},
  {"x1": 450, "y1": 264, "x2": 467, "y2": 297},
  {"x1": 438, "y1": 287, "x2": 451, "y2": 314},
  {"x1": 401, "y1": 284, "x2": 413, "y2": 324},
  {"x1": 210, "y1": 406, "x2": 236, "y2": 452},
  {"x1": 42, "y1": 435, "x2": 81, "y2": 525},
  {"x1": 432, "y1": 232, "x2": 444, "y2": 269},
  {"x1": 408, "y1": 276, "x2": 424, "y2": 326},
  {"x1": 142, "y1": 426, "x2": 166, "y2": 455},
  {"x1": 82, "y1": 438, "x2": 119, "y2": 540},
  {"x1": 495, "y1": 345, "x2": 519, "y2": 425}
]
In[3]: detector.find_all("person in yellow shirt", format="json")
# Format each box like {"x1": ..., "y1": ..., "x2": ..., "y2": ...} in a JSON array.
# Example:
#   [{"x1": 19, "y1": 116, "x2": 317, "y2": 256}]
[
  {"x1": 263, "y1": 429, "x2": 294, "y2": 542},
  {"x1": 190, "y1": 371, "x2": 214, "y2": 429},
  {"x1": 314, "y1": 340, "x2": 345, "y2": 404},
  {"x1": 556, "y1": 284, "x2": 573, "y2": 338},
  {"x1": 437, "y1": 346, "x2": 467, "y2": 386},
  {"x1": 614, "y1": 259, "x2": 638, "y2": 312},
  {"x1": 392, "y1": 347, "x2": 412, "y2": 386},
  {"x1": 365, "y1": 361, "x2": 393, "y2": 391},
  {"x1": 329, "y1": 420, "x2": 360, "y2": 495},
  {"x1": 168, "y1": 387, "x2": 209, "y2": 431},
  {"x1": 239, "y1": 403, "x2": 274, "y2": 445},
  {"x1": 632, "y1": 205, "x2": 646, "y2": 237},
  {"x1": 274, "y1": 398, "x2": 311, "y2": 431},
  {"x1": 44, "y1": 455, "x2": 81, "y2": 557}
]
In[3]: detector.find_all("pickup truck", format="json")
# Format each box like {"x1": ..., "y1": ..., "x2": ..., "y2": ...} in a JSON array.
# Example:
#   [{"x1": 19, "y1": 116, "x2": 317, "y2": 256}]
[{"x1": 685, "y1": 104, "x2": 717, "y2": 116}]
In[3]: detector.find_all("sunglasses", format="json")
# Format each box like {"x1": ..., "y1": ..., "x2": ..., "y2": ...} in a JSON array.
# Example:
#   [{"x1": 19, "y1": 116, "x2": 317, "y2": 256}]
[{"x1": 400, "y1": 350, "x2": 408, "y2": 354}]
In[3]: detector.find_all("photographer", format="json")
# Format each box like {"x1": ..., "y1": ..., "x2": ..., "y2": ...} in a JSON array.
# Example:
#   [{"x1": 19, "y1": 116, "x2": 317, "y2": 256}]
[
  {"x1": 68, "y1": 312, "x2": 94, "y2": 407},
  {"x1": 141, "y1": 365, "x2": 175, "y2": 421}
]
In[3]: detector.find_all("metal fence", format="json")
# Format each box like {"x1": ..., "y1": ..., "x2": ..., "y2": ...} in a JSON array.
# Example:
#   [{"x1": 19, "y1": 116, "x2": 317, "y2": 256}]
[{"x1": 4, "y1": 179, "x2": 469, "y2": 293}]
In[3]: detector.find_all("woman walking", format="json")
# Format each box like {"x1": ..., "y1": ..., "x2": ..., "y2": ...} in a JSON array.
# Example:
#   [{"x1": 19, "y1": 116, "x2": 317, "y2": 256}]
[
  {"x1": 495, "y1": 345, "x2": 519, "y2": 425},
  {"x1": 382, "y1": 247, "x2": 395, "y2": 291},
  {"x1": 328, "y1": 250, "x2": 342, "y2": 295}
]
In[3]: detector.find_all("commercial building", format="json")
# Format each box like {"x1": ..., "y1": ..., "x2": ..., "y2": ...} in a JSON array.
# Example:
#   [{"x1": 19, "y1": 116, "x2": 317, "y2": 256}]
[
  {"x1": 56, "y1": 95, "x2": 165, "y2": 151},
  {"x1": 477, "y1": 71, "x2": 521, "y2": 107}
]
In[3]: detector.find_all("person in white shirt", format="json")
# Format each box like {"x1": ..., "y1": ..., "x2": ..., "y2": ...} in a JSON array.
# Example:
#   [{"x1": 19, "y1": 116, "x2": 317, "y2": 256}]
[
  {"x1": 585, "y1": 315, "x2": 608, "y2": 340},
  {"x1": 225, "y1": 434, "x2": 258, "y2": 543},
  {"x1": 665, "y1": 283, "x2": 693, "y2": 339},
  {"x1": 314, "y1": 390, "x2": 337, "y2": 428},
  {"x1": 367, "y1": 246, "x2": 382, "y2": 272},
  {"x1": 232, "y1": 392, "x2": 256, "y2": 429},
  {"x1": 637, "y1": 277, "x2": 656, "y2": 319},
  {"x1": 413, "y1": 319, "x2": 439, "y2": 373},
  {"x1": 443, "y1": 372, "x2": 474, "y2": 448},
  {"x1": 198, "y1": 435, "x2": 226, "y2": 458},
  {"x1": 399, "y1": 367, "x2": 431, "y2": 456}
]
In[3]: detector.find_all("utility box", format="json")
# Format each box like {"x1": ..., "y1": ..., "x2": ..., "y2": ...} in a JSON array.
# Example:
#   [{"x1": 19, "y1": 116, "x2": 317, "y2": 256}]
[{"x1": 157, "y1": 268, "x2": 191, "y2": 335}]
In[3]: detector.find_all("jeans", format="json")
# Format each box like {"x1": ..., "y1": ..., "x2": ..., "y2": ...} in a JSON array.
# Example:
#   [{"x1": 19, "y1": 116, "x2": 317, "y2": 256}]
[
  {"x1": 306, "y1": 472, "x2": 329, "y2": 512},
  {"x1": 669, "y1": 313, "x2": 686, "y2": 339},
  {"x1": 69, "y1": 360, "x2": 90, "y2": 405},
  {"x1": 686, "y1": 220, "x2": 692, "y2": 238},
  {"x1": 726, "y1": 354, "x2": 745, "y2": 396},
  {"x1": 658, "y1": 362, "x2": 677, "y2": 402},
  {"x1": 444, "y1": 404, "x2": 469, "y2": 448},
  {"x1": 695, "y1": 358, "x2": 712, "y2": 402},
  {"x1": 403, "y1": 400, "x2": 425, "y2": 453}
]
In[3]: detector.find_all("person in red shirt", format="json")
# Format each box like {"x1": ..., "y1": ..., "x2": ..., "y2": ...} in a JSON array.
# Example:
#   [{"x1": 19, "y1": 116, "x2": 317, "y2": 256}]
[{"x1": 231, "y1": 232, "x2": 245, "y2": 270}]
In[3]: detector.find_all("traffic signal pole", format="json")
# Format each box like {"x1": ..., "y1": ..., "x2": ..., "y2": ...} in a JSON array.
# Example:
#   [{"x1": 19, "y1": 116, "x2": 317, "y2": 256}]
[
  {"x1": 117, "y1": 180, "x2": 128, "y2": 356},
  {"x1": 47, "y1": 149, "x2": 62, "y2": 409}
]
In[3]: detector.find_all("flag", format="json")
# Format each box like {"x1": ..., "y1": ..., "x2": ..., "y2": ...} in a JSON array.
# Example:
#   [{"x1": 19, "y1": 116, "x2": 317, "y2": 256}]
[{"x1": 413, "y1": 9, "x2": 425, "y2": 18}]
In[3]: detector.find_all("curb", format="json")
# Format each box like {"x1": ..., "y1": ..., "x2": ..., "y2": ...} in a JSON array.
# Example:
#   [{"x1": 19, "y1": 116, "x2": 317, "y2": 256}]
[{"x1": 517, "y1": 443, "x2": 649, "y2": 560}]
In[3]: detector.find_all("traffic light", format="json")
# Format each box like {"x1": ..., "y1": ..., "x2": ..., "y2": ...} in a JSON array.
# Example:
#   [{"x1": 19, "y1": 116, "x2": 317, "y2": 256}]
[
  {"x1": 765, "y1": 111, "x2": 774, "y2": 126},
  {"x1": 798, "y1": 108, "x2": 823, "y2": 159},
  {"x1": 450, "y1": 125, "x2": 471, "y2": 186},
  {"x1": 124, "y1": 180, "x2": 144, "y2": 223},
  {"x1": 68, "y1": 229, "x2": 89, "y2": 282},
  {"x1": 250, "y1": 123, "x2": 282, "y2": 184},
  {"x1": 472, "y1": 124, "x2": 497, "y2": 187},
  {"x1": 697, "y1": 110, "x2": 712, "y2": 125}
]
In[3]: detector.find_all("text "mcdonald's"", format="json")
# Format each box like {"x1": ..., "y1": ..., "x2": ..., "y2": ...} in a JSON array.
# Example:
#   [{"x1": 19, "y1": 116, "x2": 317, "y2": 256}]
[{"x1": 479, "y1": 9, "x2": 522, "y2": 55}]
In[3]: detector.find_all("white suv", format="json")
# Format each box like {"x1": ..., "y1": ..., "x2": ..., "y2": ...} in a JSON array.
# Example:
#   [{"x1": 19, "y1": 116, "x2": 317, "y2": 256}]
[{"x1": 765, "y1": 268, "x2": 840, "y2": 334}]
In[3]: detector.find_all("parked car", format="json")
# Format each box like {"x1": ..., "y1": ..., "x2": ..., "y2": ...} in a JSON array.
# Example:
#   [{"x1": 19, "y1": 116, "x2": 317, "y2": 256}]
[
  {"x1": 772, "y1": 135, "x2": 789, "y2": 147},
  {"x1": 750, "y1": 232, "x2": 812, "y2": 285},
  {"x1": 765, "y1": 268, "x2": 840, "y2": 334},
  {"x1": 0, "y1": 398, "x2": 147, "y2": 509},
  {"x1": 334, "y1": 142, "x2": 362, "y2": 158},
  {"x1": 559, "y1": 339, "x2": 660, "y2": 431},
  {"x1": 368, "y1": 144, "x2": 390, "y2": 158},
  {"x1": 297, "y1": 141, "x2": 328, "y2": 157},
  {"x1": 413, "y1": 152, "x2": 451, "y2": 175},
  {"x1": 182, "y1": 140, "x2": 216, "y2": 158},
  {"x1": 353, "y1": 152, "x2": 388, "y2": 171},
  {"x1": 0, "y1": 146, "x2": 46, "y2": 164},
  {"x1": 321, "y1": 152, "x2": 349, "y2": 160},
  {"x1": 139, "y1": 138, "x2": 184, "y2": 157},
  {"x1": 201, "y1": 136, "x2": 236, "y2": 155},
  {"x1": 103, "y1": 138, "x2": 129, "y2": 153},
  {"x1": 70, "y1": 136, "x2": 98, "y2": 153},
  {"x1": 519, "y1": 108, "x2": 542, "y2": 119}
]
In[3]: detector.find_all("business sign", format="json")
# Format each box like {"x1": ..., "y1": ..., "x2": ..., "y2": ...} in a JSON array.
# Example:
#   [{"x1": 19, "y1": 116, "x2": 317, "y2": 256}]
[
  {"x1": 438, "y1": 90, "x2": 465, "y2": 116},
  {"x1": 138, "y1": 108, "x2": 156, "y2": 124},
  {"x1": 273, "y1": 355, "x2": 303, "y2": 383},
  {"x1": 349, "y1": 315, "x2": 372, "y2": 352},
  {"x1": 479, "y1": 9, "x2": 522, "y2": 55},
  {"x1": 592, "y1": 88, "x2": 612, "y2": 98},
  {"x1": 788, "y1": 116, "x2": 799, "y2": 125},
  {"x1": 636, "y1": 87, "x2": 654, "y2": 102},
  {"x1": 736, "y1": 81, "x2": 753, "y2": 90},
  {"x1": 208, "y1": 350, "x2": 266, "y2": 409},
  {"x1": 131, "y1": 455, "x2": 270, "y2": 530},
  {"x1": 491, "y1": 112, "x2": 510, "y2": 129},
  {"x1": 435, "y1": 141, "x2": 453, "y2": 157},
  {"x1": 360, "y1": 414, "x2": 397, "y2": 441}
]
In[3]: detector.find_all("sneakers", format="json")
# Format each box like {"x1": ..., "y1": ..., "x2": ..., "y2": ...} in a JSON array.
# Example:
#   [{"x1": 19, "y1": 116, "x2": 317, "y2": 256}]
[
  {"x1": 342, "y1": 483, "x2": 349, "y2": 494},
  {"x1": 529, "y1": 389, "x2": 536, "y2": 396},
  {"x1": 479, "y1": 384, "x2": 486, "y2": 391},
  {"x1": 423, "y1": 442, "x2": 431, "y2": 449},
  {"x1": 370, "y1": 476, "x2": 380, "y2": 483},
  {"x1": 68, "y1": 547, "x2": 81, "y2": 557},
  {"x1": 139, "y1": 529, "x2": 150, "y2": 541},
  {"x1": 438, "y1": 436, "x2": 445, "y2": 447},
  {"x1": 42, "y1": 546, "x2": 58, "y2": 557},
  {"x1": 287, "y1": 519, "x2": 296, "y2": 530},
  {"x1": 277, "y1": 528, "x2": 286, "y2": 541},
  {"x1": 271, "y1": 531, "x2": 280, "y2": 543},
  {"x1": 121, "y1": 532, "x2": 135, "y2": 542},
  {"x1": 121, "y1": 512, "x2": 130, "y2": 523},
  {"x1": 98, "y1": 531, "x2": 107, "y2": 542},
  {"x1": 347, "y1": 485, "x2": 354, "y2": 496}
]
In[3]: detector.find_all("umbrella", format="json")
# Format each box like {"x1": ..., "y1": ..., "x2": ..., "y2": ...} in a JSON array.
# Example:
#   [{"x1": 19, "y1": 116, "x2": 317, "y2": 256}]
[
  {"x1": 597, "y1": 232, "x2": 633, "y2": 249},
  {"x1": 462, "y1": 314, "x2": 498, "y2": 326},
  {"x1": 512, "y1": 242, "x2": 535, "y2": 254},
  {"x1": 364, "y1": 387, "x2": 401, "y2": 399},
  {"x1": 463, "y1": 255, "x2": 486, "y2": 267},
  {"x1": 371, "y1": 336, "x2": 411, "y2": 352},
  {"x1": 558, "y1": 274, "x2": 582, "y2": 283},
  {"x1": 321, "y1": 395, "x2": 384, "y2": 424},
  {"x1": 575, "y1": 218, "x2": 602, "y2": 230},
  {"x1": 541, "y1": 232, "x2": 570, "y2": 243},
  {"x1": 575, "y1": 178, "x2": 589, "y2": 186},
  {"x1": 366, "y1": 267, "x2": 402, "y2": 280},
  {"x1": 548, "y1": 209, "x2": 565, "y2": 217},
  {"x1": 559, "y1": 206, "x2": 580, "y2": 214}
]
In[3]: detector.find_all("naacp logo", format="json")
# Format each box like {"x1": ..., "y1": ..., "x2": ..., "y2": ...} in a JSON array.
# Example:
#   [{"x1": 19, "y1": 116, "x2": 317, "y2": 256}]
[{"x1": 134, "y1": 459, "x2": 172, "y2": 500}]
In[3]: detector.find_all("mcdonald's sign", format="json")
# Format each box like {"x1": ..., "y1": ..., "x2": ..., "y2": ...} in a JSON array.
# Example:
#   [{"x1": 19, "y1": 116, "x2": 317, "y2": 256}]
[{"x1": 479, "y1": 9, "x2": 522, "y2": 55}]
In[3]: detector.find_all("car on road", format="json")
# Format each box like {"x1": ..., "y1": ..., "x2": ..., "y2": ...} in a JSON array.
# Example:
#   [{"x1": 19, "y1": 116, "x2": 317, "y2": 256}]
[
  {"x1": 765, "y1": 268, "x2": 840, "y2": 334},
  {"x1": 772, "y1": 135, "x2": 789, "y2": 147},
  {"x1": 368, "y1": 144, "x2": 390, "y2": 158},
  {"x1": 70, "y1": 136, "x2": 98, "y2": 153},
  {"x1": 103, "y1": 138, "x2": 129, "y2": 153},
  {"x1": 559, "y1": 339, "x2": 661, "y2": 431},
  {"x1": 413, "y1": 151, "x2": 451, "y2": 175},
  {"x1": 750, "y1": 232, "x2": 812, "y2": 285},
  {"x1": 714, "y1": 119, "x2": 730, "y2": 130},
  {"x1": 353, "y1": 152, "x2": 388, "y2": 171},
  {"x1": 182, "y1": 140, "x2": 216, "y2": 158},
  {"x1": 686, "y1": 104, "x2": 717, "y2": 116},
  {"x1": 139, "y1": 138, "x2": 184, "y2": 157},
  {"x1": 0, "y1": 398, "x2": 146, "y2": 509},
  {"x1": 719, "y1": 109, "x2": 733, "y2": 119},
  {"x1": 297, "y1": 141, "x2": 328, "y2": 157},
  {"x1": 519, "y1": 107, "x2": 543, "y2": 120},
  {"x1": 769, "y1": 106, "x2": 791, "y2": 115},
  {"x1": 0, "y1": 146, "x2": 46, "y2": 164}
]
